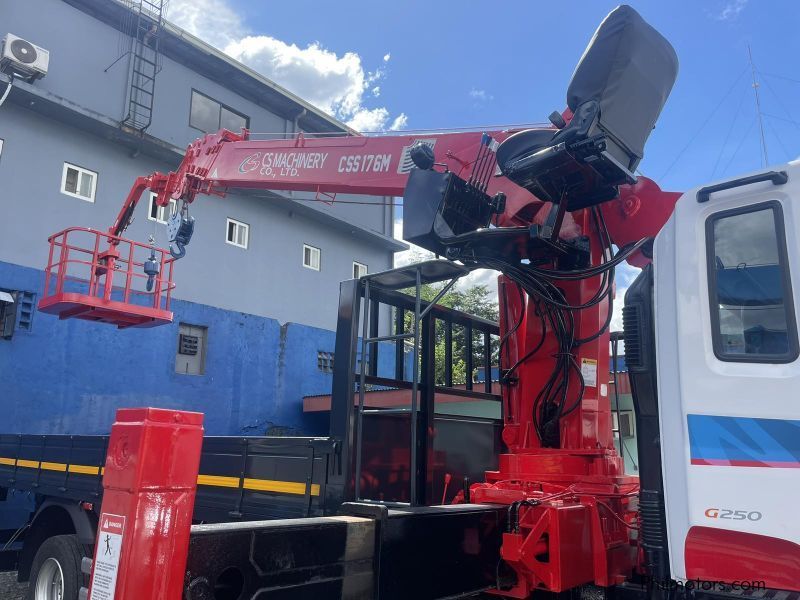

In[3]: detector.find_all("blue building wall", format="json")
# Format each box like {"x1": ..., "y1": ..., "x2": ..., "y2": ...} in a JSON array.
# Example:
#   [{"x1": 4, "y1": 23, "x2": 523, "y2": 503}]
[{"x1": 0, "y1": 260, "x2": 357, "y2": 437}]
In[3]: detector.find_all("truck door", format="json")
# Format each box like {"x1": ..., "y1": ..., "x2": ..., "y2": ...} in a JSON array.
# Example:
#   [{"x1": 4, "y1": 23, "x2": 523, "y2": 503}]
[{"x1": 654, "y1": 167, "x2": 800, "y2": 590}]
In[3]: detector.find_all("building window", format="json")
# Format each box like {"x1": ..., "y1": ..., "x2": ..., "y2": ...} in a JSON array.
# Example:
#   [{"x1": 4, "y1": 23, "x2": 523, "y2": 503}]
[
  {"x1": 0, "y1": 290, "x2": 32, "y2": 340},
  {"x1": 353, "y1": 261, "x2": 368, "y2": 279},
  {"x1": 612, "y1": 410, "x2": 635, "y2": 439},
  {"x1": 706, "y1": 201, "x2": 798, "y2": 363},
  {"x1": 303, "y1": 244, "x2": 321, "y2": 271},
  {"x1": 175, "y1": 323, "x2": 207, "y2": 375},
  {"x1": 317, "y1": 351, "x2": 335, "y2": 373},
  {"x1": 61, "y1": 162, "x2": 97, "y2": 202},
  {"x1": 147, "y1": 193, "x2": 177, "y2": 224},
  {"x1": 0, "y1": 291, "x2": 16, "y2": 340},
  {"x1": 226, "y1": 218, "x2": 249, "y2": 249},
  {"x1": 189, "y1": 89, "x2": 249, "y2": 133}
]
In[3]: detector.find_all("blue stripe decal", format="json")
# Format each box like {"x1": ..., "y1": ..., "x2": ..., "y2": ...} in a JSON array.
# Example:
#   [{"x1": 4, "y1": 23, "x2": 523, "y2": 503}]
[{"x1": 687, "y1": 414, "x2": 800, "y2": 467}]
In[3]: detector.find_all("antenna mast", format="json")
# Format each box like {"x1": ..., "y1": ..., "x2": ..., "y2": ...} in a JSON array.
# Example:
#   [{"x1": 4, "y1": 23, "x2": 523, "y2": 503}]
[{"x1": 748, "y1": 45, "x2": 769, "y2": 167}]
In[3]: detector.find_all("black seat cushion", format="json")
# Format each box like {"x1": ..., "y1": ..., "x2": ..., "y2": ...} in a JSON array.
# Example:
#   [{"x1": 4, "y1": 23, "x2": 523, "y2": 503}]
[{"x1": 495, "y1": 128, "x2": 556, "y2": 173}]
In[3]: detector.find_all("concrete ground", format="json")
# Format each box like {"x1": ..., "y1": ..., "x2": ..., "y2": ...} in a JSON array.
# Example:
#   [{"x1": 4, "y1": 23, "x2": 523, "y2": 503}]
[{"x1": 0, "y1": 571, "x2": 27, "y2": 599}]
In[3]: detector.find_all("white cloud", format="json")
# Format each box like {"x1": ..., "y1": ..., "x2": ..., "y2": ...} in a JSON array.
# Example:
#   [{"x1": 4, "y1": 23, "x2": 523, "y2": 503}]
[
  {"x1": 340, "y1": 109, "x2": 405, "y2": 133},
  {"x1": 383, "y1": 53, "x2": 391, "y2": 62},
  {"x1": 166, "y1": 0, "x2": 241, "y2": 48},
  {"x1": 372, "y1": 86, "x2": 381, "y2": 97},
  {"x1": 716, "y1": 0, "x2": 747, "y2": 20},
  {"x1": 389, "y1": 113, "x2": 408, "y2": 131},
  {"x1": 469, "y1": 88, "x2": 494, "y2": 103},
  {"x1": 346, "y1": 107, "x2": 390, "y2": 132},
  {"x1": 167, "y1": 0, "x2": 406, "y2": 132}
]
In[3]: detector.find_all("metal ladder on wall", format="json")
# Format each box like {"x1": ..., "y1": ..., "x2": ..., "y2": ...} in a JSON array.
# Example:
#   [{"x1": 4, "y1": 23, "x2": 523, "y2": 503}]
[{"x1": 121, "y1": 0, "x2": 165, "y2": 132}]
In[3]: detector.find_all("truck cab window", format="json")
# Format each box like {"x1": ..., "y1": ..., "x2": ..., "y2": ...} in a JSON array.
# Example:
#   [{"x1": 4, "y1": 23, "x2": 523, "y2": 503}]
[{"x1": 707, "y1": 202, "x2": 798, "y2": 362}]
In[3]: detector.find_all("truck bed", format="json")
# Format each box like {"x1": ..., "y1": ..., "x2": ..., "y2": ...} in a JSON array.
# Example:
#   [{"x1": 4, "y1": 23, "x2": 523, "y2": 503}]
[{"x1": 0, "y1": 434, "x2": 336, "y2": 522}]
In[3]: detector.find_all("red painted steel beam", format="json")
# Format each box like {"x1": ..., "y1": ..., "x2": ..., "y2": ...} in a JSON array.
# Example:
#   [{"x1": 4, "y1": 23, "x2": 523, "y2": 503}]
[{"x1": 87, "y1": 407, "x2": 204, "y2": 600}]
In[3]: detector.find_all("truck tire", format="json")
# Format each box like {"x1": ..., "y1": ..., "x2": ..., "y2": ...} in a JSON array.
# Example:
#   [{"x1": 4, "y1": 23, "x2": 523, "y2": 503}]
[{"x1": 27, "y1": 534, "x2": 87, "y2": 600}]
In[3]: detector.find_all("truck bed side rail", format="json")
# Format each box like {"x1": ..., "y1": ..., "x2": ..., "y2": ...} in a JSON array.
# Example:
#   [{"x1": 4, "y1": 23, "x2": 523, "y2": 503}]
[{"x1": 0, "y1": 434, "x2": 337, "y2": 520}]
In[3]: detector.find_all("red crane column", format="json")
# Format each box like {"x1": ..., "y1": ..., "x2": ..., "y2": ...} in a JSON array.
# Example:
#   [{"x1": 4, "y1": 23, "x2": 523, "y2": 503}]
[{"x1": 87, "y1": 407, "x2": 204, "y2": 600}]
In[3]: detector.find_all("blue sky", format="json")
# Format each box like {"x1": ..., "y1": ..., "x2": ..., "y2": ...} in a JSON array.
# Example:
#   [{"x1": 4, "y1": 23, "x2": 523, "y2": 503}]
[{"x1": 168, "y1": 0, "x2": 800, "y2": 326}]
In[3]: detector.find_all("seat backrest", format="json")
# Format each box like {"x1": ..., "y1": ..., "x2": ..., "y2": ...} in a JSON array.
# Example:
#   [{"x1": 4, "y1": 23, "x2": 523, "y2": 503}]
[{"x1": 567, "y1": 5, "x2": 678, "y2": 169}]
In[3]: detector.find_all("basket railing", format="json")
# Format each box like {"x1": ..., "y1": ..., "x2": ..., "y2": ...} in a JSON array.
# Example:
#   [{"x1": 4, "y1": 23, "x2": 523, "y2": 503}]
[{"x1": 42, "y1": 227, "x2": 175, "y2": 313}]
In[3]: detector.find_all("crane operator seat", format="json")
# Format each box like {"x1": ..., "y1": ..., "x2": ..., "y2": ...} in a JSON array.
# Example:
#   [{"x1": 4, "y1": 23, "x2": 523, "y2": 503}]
[{"x1": 496, "y1": 4, "x2": 678, "y2": 210}]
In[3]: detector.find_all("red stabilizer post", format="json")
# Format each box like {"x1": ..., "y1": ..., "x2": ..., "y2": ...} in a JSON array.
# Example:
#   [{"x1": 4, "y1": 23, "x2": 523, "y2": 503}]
[{"x1": 87, "y1": 408, "x2": 204, "y2": 600}]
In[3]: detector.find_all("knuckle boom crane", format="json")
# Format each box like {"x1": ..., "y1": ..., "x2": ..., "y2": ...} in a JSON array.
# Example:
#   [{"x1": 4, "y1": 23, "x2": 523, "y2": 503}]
[{"x1": 36, "y1": 4, "x2": 800, "y2": 598}]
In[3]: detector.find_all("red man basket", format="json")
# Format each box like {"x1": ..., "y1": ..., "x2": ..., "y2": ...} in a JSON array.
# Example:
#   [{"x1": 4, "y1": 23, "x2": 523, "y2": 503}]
[{"x1": 38, "y1": 227, "x2": 175, "y2": 328}]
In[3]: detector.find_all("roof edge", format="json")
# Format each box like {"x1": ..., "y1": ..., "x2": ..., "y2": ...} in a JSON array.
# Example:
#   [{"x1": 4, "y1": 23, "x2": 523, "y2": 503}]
[{"x1": 60, "y1": 0, "x2": 358, "y2": 135}]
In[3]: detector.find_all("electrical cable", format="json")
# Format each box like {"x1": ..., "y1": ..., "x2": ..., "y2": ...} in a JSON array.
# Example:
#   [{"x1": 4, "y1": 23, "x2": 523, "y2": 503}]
[
  {"x1": 503, "y1": 300, "x2": 547, "y2": 382},
  {"x1": 0, "y1": 74, "x2": 14, "y2": 108},
  {"x1": 245, "y1": 122, "x2": 550, "y2": 139},
  {"x1": 721, "y1": 116, "x2": 757, "y2": 176},
  {"x1": 711, "y1": 86, "x2": 749, "y2": 180},
  {"x1": 622, "y1": 438, "x2": 639, "y2": 471},
  {"x1": 764, "y1": 116, "x2": 793, "y2": 162},
  {"x1": 596, "y1": 500, "x2": 639, "y2": 530},
  {"x1": 498, "y1": 281, "x2": 525, "y2": 356},
  {"x1": 760, "y1": 71, "x2": 800, "y2": 86},
  {"x1": 659, "y1": 66, "x2": 748, "y2": 181},
  {"x1": 246, "y1": 193, "x2": 405, "y2": 208}
]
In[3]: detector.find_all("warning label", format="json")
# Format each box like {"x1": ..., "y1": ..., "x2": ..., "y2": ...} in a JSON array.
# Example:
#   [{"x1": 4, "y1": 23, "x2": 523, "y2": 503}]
[
  {"x1": 89, "y1": 513, "x2": 125, "y2": 600},
  {"x1": 581, "y1": 358, "x2": 598, "y2": 387}
]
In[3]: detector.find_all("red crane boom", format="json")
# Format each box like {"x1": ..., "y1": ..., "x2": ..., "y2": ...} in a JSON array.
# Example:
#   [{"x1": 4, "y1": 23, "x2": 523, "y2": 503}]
[
  {"x1": 37, "y1": 123, "x2": 679, "y2": 594},
  {"x1": 37, "y1": 4, "x2": 684, "y2": 593}
]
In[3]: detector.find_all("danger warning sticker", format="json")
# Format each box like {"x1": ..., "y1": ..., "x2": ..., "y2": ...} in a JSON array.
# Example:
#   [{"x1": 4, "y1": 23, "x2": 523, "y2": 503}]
[
  {"x1": 580, "y1": 358, "x2": 598, "y2": 388},
  {"x1": 89, "y1": 513, "x2": 125, "y2": 600}
]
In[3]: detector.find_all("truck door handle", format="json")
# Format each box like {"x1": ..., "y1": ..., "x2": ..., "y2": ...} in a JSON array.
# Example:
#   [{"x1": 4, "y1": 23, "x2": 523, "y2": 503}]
[{"x1": 697, "y1": 170, "x2": 788, "y2": 203}]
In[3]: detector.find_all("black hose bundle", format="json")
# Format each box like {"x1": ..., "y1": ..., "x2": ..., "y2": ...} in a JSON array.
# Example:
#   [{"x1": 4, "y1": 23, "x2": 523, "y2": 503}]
[{"x1": 466, "y1": 207, "x2": 649, "y2": 447}]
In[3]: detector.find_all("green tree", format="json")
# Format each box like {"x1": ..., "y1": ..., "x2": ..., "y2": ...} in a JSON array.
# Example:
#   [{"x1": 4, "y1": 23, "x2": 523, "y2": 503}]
[{"x1": 401, "y1": 275, "x2": 499, "y2": 386}]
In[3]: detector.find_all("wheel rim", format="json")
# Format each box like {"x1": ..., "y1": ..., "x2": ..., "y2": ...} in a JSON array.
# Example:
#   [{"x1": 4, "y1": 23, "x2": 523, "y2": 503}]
[{"x1": 34, "y1": 557, "x2": 64, "y2": 600}]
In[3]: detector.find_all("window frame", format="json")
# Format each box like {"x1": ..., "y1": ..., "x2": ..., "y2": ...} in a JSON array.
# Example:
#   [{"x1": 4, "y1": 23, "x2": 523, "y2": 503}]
[
  {"x1": 225, "y1": 218, "x2": 250, "y2": 249},
  {"x1": 174, "y1": 322, "x2": 208, "y2": 376},
  {"x1": 353, "y1": 261, "x2": 368, "y2": 279},
  {"x1": 147, "y1": 192, "x2": 178, "y2": 225},
  {"x1": 705, "y1": 200, "x2": 799, "y2": 364},
  {"x1": 189, "y1": 89, "x2": 250, "y2": 134},
  {"x1": 612, "y1": 410, "x2": 635, "y2": 439},
  {"x1": 0, "y1": 290, "x2": 17, "y2": 340},
  {"x1": 60, "y1": 162, "x2": 97, "y2": 202},
  {"x1": 303, "y1": 244, "x2": 321, "y2": 271}
]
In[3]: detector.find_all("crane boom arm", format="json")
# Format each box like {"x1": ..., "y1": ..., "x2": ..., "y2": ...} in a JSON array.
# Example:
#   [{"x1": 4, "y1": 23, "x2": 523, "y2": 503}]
[
  {"x1": 109, "y1": 126, "x2": 680, "y2": 268},
  {"x1": 110, "y1": 127, "x2": 542, "y2": 238}
]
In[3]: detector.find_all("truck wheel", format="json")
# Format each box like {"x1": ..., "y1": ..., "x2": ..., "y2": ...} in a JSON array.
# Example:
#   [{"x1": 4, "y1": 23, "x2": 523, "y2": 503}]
[{"x1": 28, "y1": 534, "x2": 86, "y2": 600}]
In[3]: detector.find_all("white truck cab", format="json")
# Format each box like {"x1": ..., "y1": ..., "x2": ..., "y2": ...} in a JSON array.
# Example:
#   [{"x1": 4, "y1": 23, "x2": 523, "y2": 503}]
[{"x1": 630, "y1": 162, "x2": 800, "y2": 589}]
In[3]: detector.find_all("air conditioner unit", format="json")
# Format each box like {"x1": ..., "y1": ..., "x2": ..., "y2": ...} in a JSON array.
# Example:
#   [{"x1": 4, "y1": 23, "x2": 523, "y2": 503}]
[{"x1": 1, "y1": 33, "x2": 49, "y2": 81}]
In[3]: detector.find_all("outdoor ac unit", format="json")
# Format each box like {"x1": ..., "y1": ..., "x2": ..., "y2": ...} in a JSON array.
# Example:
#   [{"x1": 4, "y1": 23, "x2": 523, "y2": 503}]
[{"x1": 1, "y1": 33, "x2": 49, "y2": 80}]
